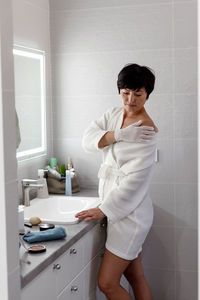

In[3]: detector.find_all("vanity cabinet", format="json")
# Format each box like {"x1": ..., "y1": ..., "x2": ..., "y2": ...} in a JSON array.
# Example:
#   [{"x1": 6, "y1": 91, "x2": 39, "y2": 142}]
[
  {"x1": 57, "y1": 250, "x2": 102, "y2": 300},
  {"x1": 21, "y1": 264, "x2": 56, "y2": 300},
  {"x1": 21, "y1": 221, "x2": 106, "y2": 300},
  {"x1": 55, "y1": 223, "x2": 105, "y2": 298},
  {"x1": 54, "y1": 237, "x2": 84, "y2": 295}
]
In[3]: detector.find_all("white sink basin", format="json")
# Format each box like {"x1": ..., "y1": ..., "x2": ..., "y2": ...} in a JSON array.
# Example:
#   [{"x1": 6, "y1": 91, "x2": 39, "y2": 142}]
[{"x1": 24, "y1": 195, "x2": 101, "y2": 224}]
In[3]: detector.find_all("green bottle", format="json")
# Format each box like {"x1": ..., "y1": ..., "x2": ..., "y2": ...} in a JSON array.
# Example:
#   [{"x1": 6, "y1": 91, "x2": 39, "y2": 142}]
[{"x1": 58, "y1": 164, "x2": 66, "y2": 176}]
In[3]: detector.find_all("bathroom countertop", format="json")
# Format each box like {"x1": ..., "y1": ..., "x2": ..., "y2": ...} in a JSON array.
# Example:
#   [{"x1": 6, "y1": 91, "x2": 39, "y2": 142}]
[{"x1": 20, "y1": 188, "x2": 100, "y2": 289}]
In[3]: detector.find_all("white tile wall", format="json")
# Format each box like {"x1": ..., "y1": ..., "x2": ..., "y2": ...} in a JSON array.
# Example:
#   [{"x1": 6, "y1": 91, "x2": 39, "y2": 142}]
[
  {"x1": 13, "y1": 0, "x2": 50, "y2": 50},
  {"x1": 175, "y1": 270, "x2": 198, "y2": 300},
  {"x1": 173, "y1": 2, "x2": 197, "y2": 48},
  {"x1": 174, "y1": 184, "x2": 197, "y2": 228},
  {"x1": 174, "y1": 94, "x2": 197, "y2": 139},
  {"x1": 50, "y1": 51, "x2": 173, "y2": 99},
  {"x1": 53, "y1": 96, "x2": 120, "y2": 138},
  {"x1": 150, "y1": 183, "x2": 175, "y2": 226},
  {"x1": 49, "y1": 0, "x2": 197, "y2": 299},
  {"x1": 25, "y1": 0, "x2": 49, "y2": 10},
  {"x1": 173, "y1": 138, "x2": 197, "y2": 183},
  {"x1": 142, "y1": 226, "x2": 176, "y2": 270},
  {"x1": 51, "y1": 52, "x2": 131, "y2": 97},
  {"x1": 50, "y1": 4, "x2": 172, "y2": 52},
  {"x1": 173, "y1": 48, "x2": 197, "y2": 94},
  {"x1": 143, "y1": 267, "x2": 176, "y2": 300},
  {"x1": 175, "y1": 227, "x2": 197, "y2": 271}
]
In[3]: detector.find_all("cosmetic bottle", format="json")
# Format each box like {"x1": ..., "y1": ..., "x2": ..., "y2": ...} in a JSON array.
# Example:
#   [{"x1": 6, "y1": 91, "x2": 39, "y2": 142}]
[
  {"x1": 67, "y1": 156, "x2": 73, "y2": 170},
  {"x1": 18, "y1": 205, "x2": 25, "y2": 234},
  {"x1": 37, "y1": 169, "x2": 49, "y2": 198},
  {"x1": 46, "y1": 165, "x2": 61, "y2": 179},
  {"x1": 49, "y1": 157, "x2": 58, "y2": 170},
  {"x1": 65, "y1": 170, "x2": 72, "y2": 196}
]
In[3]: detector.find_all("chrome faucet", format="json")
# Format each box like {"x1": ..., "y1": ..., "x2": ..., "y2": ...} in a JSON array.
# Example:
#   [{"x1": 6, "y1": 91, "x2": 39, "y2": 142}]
[{"x1": 22, "y1": 179, "x2": 44, "y2": 207}]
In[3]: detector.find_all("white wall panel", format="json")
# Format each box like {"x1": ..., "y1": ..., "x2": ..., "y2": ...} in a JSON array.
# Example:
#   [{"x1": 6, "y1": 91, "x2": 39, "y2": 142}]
[{"x1": 49, "y1": 1, "x2": 197, "y2": 298}]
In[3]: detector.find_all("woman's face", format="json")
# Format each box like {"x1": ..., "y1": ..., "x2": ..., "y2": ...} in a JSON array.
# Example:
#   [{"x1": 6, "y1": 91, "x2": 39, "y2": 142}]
[{"x1": 120, "y1": 87, "x2": 147, "y2": 114}]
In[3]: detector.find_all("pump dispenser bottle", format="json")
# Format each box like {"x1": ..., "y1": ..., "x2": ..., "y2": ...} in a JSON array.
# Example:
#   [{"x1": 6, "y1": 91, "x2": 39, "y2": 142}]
[
  {"x1": 65, "y1": 170, "x2": 72, "y2": 196},
  {"x1": 37, "y1": 169, "x2": 49, "y2": 198},
  {"x1": 67, "y1": 156, "x2": 73, "y2": 170}
]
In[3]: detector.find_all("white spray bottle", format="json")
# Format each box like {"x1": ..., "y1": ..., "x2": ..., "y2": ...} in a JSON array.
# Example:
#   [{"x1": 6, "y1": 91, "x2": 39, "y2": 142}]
[{"x1": 37, "y1": 169, "x2": 49, "y2": 198}]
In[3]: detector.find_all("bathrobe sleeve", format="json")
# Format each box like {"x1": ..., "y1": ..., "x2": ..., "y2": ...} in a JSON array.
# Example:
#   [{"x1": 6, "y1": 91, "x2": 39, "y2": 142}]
[
  {"x1": 82, "y1": 107, "x2": 115, "y2": 153},
  {"x1": 99, "y1": 164, "x2": 154, "y2": 223}
]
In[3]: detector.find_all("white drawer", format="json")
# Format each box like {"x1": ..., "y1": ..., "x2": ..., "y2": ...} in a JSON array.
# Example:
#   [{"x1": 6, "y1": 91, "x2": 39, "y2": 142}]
[
  {"x1": 58, "y1": 249, "x2": 104, "y2": 300},
  {"x1": 57, "y1": 269, "x2": 84, "y2": 300},
  {"x1": 54, "y1": 238, "x2": 84, "y2": 295}
]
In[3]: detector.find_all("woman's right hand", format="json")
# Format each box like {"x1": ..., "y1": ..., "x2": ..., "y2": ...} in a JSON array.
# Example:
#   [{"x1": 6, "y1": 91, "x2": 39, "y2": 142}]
[{"x1": 114, "y1": 120, "x2": 155, "y2": 143}]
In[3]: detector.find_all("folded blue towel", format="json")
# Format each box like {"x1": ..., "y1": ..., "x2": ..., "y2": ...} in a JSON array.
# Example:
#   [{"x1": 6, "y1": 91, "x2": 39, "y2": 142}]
[{"x1": 23, "y1": 227, "x2": 67, "y2": 244}]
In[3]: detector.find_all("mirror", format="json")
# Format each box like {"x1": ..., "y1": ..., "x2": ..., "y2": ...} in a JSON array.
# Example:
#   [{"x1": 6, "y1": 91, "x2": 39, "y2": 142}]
[{"x1": 13, "y1": 46, "x2": 46, "y2": 160}]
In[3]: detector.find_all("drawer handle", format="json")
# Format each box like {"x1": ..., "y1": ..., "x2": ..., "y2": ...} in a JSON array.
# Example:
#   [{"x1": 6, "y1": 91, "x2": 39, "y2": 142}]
[
  {"x1": 53, "y1": 263, "x2": 61, "y2": 270},
  {"x1": 70, "y1": 248, "x2": 77, "y2": 254},
  {"x1": 71, "y1": 285, "x2": 78, "y2": 292},
  {"x1": 100, "y1": 223, "x2": 106, "y2": 228}
]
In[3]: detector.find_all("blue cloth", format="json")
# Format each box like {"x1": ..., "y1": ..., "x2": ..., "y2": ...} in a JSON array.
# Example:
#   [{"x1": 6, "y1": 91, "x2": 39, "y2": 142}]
[{"x1": 23, "y1": 227, "x2": 67, "y2": 244}]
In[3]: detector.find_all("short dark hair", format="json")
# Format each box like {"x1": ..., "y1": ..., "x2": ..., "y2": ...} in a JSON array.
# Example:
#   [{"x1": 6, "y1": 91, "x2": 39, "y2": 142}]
[{"x1": 117, "y1": 63, "x2": 155, "y2": 99}]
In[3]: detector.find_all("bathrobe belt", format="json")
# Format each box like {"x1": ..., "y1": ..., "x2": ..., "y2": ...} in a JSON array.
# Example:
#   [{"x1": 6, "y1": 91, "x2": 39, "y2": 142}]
[{"x1": 98, "y1": 163, "x2": 125, "y2": 179}]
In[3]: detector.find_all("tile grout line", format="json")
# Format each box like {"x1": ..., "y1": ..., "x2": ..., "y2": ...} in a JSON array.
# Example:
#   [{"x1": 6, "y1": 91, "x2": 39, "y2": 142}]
[
  {"x1": 23, "y1": 0, "x2": 49, "y2": 12},
  {"x1": 50, "y1": 92, "x2": 197, "y2": 99},
  {"x1": 51, "y1": 47, "x2": 196, "y2": 57},
  {"x1": 49, "y1": 0, "x2": 196, "y2": 13},
  {"x1": 143, "y1": 266, "x2": 197, "y2": 272},
  {"x1": 171, "y1": 0, "x2": 177, "y2": 298}
]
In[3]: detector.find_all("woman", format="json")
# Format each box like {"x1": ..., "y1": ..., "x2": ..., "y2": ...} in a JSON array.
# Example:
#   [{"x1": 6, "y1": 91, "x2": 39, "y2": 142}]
[{"x1": 75, "y1": 63, "x2": 158, "y2": 300}]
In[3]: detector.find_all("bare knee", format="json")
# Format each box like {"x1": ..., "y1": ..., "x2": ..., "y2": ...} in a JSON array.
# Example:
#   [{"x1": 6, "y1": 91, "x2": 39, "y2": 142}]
[{"x1": 98, "y1": 276, "x2": 118, "y2": 294}]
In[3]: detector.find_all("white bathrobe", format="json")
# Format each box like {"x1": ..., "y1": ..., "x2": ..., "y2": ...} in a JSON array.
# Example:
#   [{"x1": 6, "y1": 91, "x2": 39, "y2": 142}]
[{"x1": 82, "y1": 107, "x2": 157, "y2": 260}]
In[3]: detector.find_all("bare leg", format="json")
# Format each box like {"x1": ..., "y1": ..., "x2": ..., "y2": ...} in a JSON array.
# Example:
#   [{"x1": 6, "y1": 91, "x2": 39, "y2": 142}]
[
  {"x1": 98, "y1": 249, "x2": 132, "y2": 300},
  {"x1": 124, "y1": 252, "x2": 153, "y2": 300}
]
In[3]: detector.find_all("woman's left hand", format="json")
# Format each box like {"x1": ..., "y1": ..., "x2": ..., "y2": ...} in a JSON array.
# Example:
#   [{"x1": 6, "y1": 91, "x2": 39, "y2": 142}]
[{"x1": 75, "y1": 207, "x2": 105, "y2": 222}]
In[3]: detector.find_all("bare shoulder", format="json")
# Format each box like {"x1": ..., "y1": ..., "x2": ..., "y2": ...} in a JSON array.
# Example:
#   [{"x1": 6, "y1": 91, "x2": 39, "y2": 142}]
[{"x1": 141, "y1": 117, "x2": 159, "y2": 133}]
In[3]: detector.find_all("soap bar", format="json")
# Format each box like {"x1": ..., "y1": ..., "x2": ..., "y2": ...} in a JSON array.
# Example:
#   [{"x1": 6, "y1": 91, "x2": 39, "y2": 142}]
[{"x1": 29, "y1": 216, "x2": 41, "y2": 226}]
